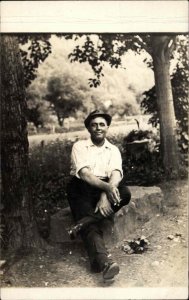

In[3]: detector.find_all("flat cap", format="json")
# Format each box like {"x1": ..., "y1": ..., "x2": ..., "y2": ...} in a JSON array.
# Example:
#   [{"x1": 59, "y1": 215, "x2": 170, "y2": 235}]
[{"x1": 84, "y1": 110, "x2": 112, "y2": 128}]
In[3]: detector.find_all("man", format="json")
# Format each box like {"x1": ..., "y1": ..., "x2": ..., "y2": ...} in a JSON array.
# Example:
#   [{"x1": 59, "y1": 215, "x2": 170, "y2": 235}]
[{"x1": 67, "y1": 110, "x2": 131, "y2": 281}]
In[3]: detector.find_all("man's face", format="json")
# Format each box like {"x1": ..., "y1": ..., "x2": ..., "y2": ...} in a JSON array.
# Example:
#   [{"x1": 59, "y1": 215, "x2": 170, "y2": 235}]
[{"x1": 88, "y1": 116, "x2": 109, "y2": 144}]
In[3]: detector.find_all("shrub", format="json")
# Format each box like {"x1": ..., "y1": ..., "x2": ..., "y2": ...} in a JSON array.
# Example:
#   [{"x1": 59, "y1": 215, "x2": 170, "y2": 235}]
[
  {"x1": 108, "y1": 133, "x2": 125, "y2": 153},
  {"x1": 29, "y1": 138, "x2": 77, "y2": 216},
  {"x1": 121, "y1": 129, "x2": 165, "y2": 185},
  {"x1": 108, "y1": 130, "x2": 165, "y2": 185}
]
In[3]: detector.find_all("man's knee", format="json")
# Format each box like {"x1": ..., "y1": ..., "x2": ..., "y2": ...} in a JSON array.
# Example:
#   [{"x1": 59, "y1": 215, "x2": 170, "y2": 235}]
[
  {"x1": 81, "y1": 223, "x2": 103, "y2": 239},
  {"x1": 119, "y1": 185, "x2": 131, "y2": 206}
]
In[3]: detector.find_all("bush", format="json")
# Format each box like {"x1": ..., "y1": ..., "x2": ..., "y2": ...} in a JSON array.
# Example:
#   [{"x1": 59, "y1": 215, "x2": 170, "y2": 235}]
[
  {"x1": 29, "y1": 138, "x2": 77, "y2": 216},
  {"x1": 108, "y1": 133, "x2": 125, "y2": 153},
  {"x1": 121, "y1": 129, "x2": 165, "y2": 185}
]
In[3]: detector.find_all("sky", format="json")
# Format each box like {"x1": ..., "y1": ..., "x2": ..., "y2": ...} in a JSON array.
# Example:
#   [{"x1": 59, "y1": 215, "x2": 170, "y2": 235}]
[{"x1": 49, "y1": 34, "x2": 155, "y2": 96}]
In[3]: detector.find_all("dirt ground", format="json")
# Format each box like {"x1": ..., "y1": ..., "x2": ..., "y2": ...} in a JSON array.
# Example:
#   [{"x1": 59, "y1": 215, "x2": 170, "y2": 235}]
[{"x1": 1, "y1": 180, "x2": 188, "y2": 290}]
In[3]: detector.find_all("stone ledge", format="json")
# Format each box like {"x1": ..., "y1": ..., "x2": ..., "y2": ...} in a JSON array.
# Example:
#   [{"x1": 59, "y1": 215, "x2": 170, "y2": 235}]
[{"x1": 49, "y1": 186, "x2": 163, "y2": 246}]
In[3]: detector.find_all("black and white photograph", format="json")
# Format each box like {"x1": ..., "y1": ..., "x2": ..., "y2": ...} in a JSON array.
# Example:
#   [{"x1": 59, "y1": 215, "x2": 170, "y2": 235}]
[{"x1": 1, "y1": 1, "x2": 188, "y2": 299}]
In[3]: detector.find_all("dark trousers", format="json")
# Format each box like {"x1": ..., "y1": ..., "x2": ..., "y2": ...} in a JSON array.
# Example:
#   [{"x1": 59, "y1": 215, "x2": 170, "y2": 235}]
[{"x1": 67, "y1": 176, "x2": 131, "y2": 271}]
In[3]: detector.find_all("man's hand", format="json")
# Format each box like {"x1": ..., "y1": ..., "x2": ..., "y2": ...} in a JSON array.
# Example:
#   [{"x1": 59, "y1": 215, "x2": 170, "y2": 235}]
[
  {"x1": 94, "y1": 193, "x2": 113, "y2": 217},
  {"x1": 105, "y1": 184, "x2": 121, "y2": 206},
  {"x1": 79, "y1": 169, "x2": 121, "y2": 207}
]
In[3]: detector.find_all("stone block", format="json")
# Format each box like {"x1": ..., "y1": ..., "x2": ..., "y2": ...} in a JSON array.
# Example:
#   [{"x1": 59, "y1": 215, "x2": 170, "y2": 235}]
[
  {"x1": 102, "y1": 186, "x2": 163, "y2": 245},
  {"x1": 48, "y1": 186, "x2": 163, "y2": 246}
]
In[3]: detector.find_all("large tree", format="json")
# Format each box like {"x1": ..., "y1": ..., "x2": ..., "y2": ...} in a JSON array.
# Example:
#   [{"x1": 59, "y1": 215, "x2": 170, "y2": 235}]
[
  {"x1": 1, "y1": 35, "x2": 42, "y2": 249},
  {"x1": 141, "y1": 35, "x2": 189, "y2": 156},
  {"x1": 66, "y1": 33, "x2": 181, "y2": 177},
  {"x1": 150, "y1": 35, "x2": 179, "y2": 175}
]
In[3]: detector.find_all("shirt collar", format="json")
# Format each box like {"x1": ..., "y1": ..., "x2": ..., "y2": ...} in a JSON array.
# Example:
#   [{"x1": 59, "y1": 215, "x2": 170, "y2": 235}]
[{"x1": 86, "y1": 138, "x2": 111, "y2": 149}]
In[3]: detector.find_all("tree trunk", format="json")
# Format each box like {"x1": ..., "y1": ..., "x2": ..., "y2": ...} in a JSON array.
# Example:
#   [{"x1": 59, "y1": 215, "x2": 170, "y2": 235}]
[
  {"x1": 151, "y1": 35, "x2": 179, "y2": 177},
  {"x1": 1, "y1": 35, "x2": 43, "y2": 250}
]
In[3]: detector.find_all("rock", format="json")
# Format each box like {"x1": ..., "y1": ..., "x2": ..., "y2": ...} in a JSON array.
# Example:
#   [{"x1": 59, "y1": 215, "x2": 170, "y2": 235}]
[
  {"x1": 173, "y1": 237, "x2": 180, "y2": 243},
  {"x1": 103, "y1": 186, "x2": 163, "y2": 245},
  {"x1": 151, "y1": 261, "x2": 160, "y2": 266},
  {"x1": 122, "y1": 244, "x2": 132, "y2": 252},
  {"x1": 49, "y1": 186, "x2": 163, "y2": 246},
  {"x1": 140, "y1": 235, "x2": 147, "y2": 240},
  {"x1": 130, "y1": 201, "x2": 136, "y2": 209},
  {"x1": 176, "y1": 220, "x2": 183, "y2": 224},
  {"x1": 167, "y1": 235, "x2": 174, "y2": 240},
  {"x1": 175, "y1": 233, "x2": 182, "y2": 237},
  {"x1": 154, "y1": 245, "x2": 162, "y2": 249}
]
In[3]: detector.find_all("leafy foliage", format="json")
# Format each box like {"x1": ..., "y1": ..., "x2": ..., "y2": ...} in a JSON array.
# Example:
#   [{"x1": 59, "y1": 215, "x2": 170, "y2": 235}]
[
  {"x1": 45, "y1": 75, "x2": 87, "y2": 126},
  {"x1": 28, "y1": 139, "x2": 76, "y2": 215},
  {"x1": 66, "y1": 34, "x2": 150, "y2": 87},
  {"x1": 25, "y1": 36, "x2": 145, "y2": 127},
  {"x1": 27, "y1": 94, "x2": 53, "y2": 128},
  {"x1": 122, "y1": 130, "x2": 165, "y2": 185},
  {"x1": 26, "y1": 69, "x2": 56, "y2": 128},
  {"x1": 19, "y1": 34, "x2": 52, "y2": 87}
]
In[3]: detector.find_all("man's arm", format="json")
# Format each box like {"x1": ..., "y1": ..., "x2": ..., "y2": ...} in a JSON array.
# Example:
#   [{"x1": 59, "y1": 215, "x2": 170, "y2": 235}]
[
  {"x1": 79, "y1": 167, "x2": 120, "y2": 204},
  {"x1": 109, "y1": 170, "x2": 122, "y2": 188},
  {"x1": 94, "y1": 170, "x2": 122, "y2": 216}
]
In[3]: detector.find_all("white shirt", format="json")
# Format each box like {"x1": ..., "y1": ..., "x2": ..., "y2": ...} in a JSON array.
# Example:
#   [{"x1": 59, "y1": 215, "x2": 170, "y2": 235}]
[{"x1": 70, "y1": 138, "x2": 123, "y2": 179}]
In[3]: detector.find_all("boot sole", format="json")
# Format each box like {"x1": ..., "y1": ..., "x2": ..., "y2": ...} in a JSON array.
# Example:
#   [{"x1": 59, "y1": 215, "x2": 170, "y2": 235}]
[{"x1": 103, "y1": 263, "x2": 120, "y2": 280}]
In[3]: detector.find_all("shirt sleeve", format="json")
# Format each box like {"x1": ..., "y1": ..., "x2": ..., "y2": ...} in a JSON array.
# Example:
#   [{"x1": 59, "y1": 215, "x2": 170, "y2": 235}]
[
  {"x1": 71, "y1": 142, "x2": 90, "y2": 178},
  {"x1": 108, "y1": 146, "x2": 123, "y2": 178}
]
